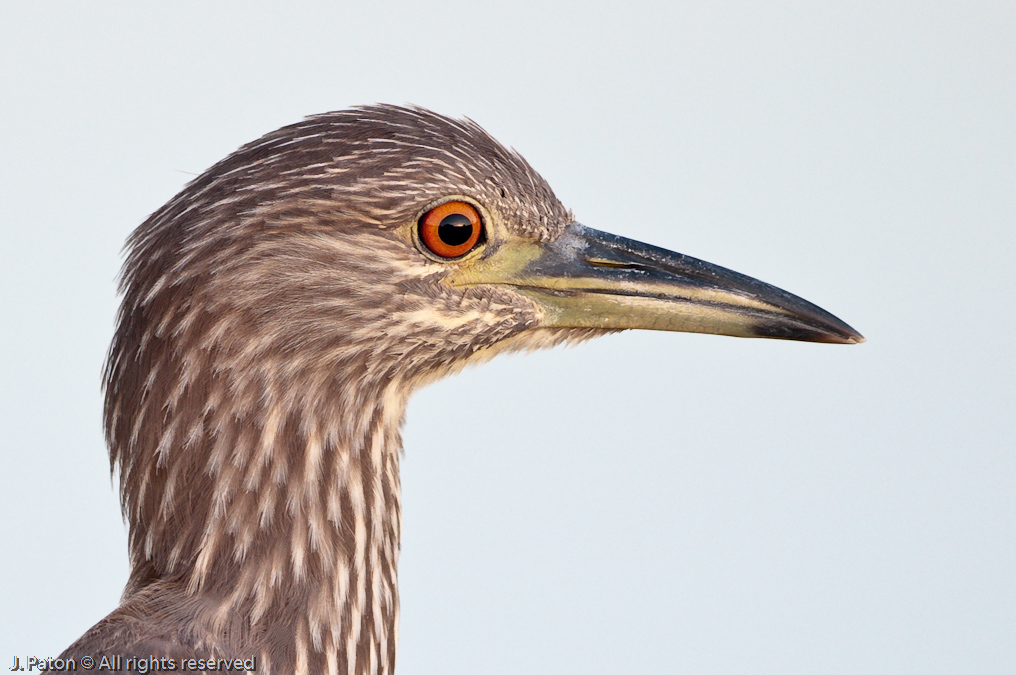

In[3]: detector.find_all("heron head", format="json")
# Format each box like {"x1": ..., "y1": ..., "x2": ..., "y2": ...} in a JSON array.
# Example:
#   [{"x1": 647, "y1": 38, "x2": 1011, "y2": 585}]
[{"x1": 116, "y1": 105, "x2": 859, "y2": 410}]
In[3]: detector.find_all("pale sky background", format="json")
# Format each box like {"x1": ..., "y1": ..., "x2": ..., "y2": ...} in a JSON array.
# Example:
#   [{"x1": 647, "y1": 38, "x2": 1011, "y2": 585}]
[{"x1": 2, "y1": 2, "x2": 1014, "y2": 673}]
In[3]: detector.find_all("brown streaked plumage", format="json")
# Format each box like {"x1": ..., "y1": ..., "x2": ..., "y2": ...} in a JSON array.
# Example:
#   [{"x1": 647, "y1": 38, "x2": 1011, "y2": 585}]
[{"x1": 60, "y1": 105, "x2": 862, "y2": 675}]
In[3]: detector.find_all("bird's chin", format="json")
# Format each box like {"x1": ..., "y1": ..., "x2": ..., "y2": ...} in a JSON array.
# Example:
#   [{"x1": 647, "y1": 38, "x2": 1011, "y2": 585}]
[
  {"x1": 406, "y1": 327, "x2": 617, "y2": 392},
  {"x1": 483, "y1": 326, "x2": 619, "y2": 355}
]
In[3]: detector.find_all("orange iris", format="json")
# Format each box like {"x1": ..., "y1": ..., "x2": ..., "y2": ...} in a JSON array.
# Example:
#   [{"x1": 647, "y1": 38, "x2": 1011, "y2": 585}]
[{"x1": 418, "y1": 201, "x2": 483, "y2": 259}]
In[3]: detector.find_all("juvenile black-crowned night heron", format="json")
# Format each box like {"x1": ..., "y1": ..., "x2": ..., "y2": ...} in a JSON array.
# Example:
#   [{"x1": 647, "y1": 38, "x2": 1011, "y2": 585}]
[{"x1": 60, "y1": 105, "x2": 862, "y2": 674}]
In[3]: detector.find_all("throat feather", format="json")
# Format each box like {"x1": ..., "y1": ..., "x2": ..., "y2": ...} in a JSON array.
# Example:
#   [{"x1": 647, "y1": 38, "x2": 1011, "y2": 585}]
[{"x1": 118, "y1": 373, "x2": 404, "y2": 675}]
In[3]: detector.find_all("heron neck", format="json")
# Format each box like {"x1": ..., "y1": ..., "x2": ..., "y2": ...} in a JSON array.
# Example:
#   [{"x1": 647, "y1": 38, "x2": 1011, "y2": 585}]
[{"x1": 118, "y1": 370, "x2": 408, "y2": 675}]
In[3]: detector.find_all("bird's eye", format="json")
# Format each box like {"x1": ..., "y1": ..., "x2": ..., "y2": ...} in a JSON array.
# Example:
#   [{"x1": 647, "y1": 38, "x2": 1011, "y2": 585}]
[{"x1": 418, "y1": 201, "x2": 484, "y2": 259}]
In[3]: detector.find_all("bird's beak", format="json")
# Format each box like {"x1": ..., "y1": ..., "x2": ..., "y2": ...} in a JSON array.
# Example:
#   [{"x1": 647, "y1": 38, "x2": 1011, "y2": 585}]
[{"x1": 449, "y1": 223, "x2": 864, "y2": 344}]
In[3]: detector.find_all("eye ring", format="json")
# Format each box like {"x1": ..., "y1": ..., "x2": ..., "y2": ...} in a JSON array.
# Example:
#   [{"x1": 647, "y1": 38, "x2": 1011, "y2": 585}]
[{"x1": 418, "y1": 201, "x2": 484, "y2": 259}]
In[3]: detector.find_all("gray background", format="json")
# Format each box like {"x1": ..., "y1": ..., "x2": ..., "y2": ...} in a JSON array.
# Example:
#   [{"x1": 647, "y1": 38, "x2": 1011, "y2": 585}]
[{"x1": 2, "y1": 2, "x2": 1014, "y2": 673}]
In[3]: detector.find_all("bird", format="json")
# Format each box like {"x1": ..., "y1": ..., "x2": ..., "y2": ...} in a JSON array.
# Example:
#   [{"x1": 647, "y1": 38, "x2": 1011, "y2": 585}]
[{"x1": 58, "y1": 104, "x2": 862, "y2": 675}]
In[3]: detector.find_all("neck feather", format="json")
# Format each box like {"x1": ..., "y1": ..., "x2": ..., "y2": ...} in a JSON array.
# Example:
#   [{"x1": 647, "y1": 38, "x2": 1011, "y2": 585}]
[{"x1": 109, "y1": 341, "x2": 408, "y2": 674}]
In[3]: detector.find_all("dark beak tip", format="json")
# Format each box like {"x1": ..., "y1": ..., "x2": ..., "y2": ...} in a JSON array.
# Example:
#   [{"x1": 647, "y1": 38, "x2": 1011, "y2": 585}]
[
  {"x1": 832, "y1": 320, "x2": 865, "y2": 345},
  {"x1": 751, "y1": 318, "x2": 865, "y2": 345},
  {"x1": 822, "y1": 325, "x2": 865, "y2": 345},
  {"x1": 826, "y1": 327, "x2": 865, "y2": 345}
]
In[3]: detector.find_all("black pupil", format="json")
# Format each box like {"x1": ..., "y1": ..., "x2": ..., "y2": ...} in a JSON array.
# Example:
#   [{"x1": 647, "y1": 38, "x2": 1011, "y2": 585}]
[{"x1": 437, "y1": 213, "x2": 474, "y2": 247}]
